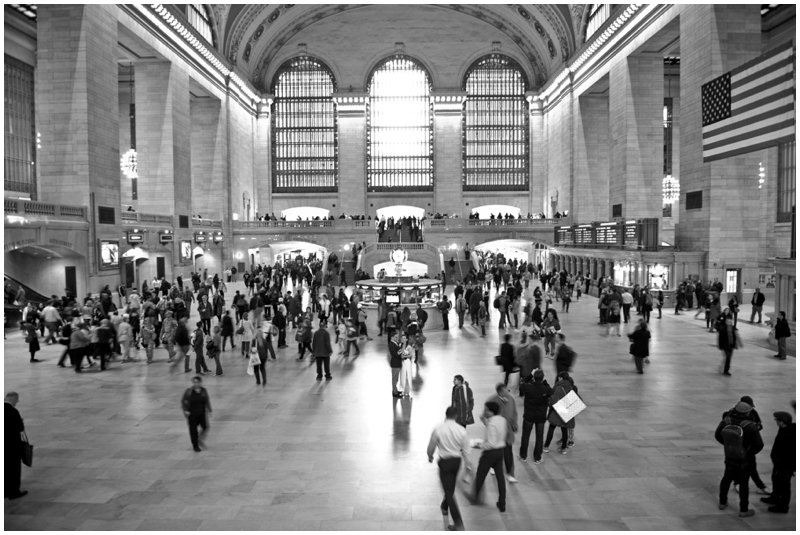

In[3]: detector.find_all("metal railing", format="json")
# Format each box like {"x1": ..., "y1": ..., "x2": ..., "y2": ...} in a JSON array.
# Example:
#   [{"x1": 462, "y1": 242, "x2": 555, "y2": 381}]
[
  {"x1": 238, "y1": 220, "x2": 333, "y2": 229},
  {"x1": 466, "y1": 218, "x2": 566, "y2": 227},
  {"x1": 121, "y1": 212, "x2": 173, "y2": 225},
  {"x1": 3, "y1": 199, "x2": 87, "y2": 220}
]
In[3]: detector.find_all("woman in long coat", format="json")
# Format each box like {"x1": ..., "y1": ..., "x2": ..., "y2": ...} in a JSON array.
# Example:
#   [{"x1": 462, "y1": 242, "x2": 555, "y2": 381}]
[
  {"x1": 450, "y1": 375, "x2": 474, "y2": 427},
  {"x1": 627, "y1": 319, "x2": 650, "y2": 374}
]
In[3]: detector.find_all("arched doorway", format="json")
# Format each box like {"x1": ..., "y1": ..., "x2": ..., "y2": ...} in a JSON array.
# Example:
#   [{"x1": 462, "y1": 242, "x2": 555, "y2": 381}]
[
  {"x1": 471, "y1": 205, "x2": 521, "y2": 219},
  {"x1": 280, "y1": 206, "x2": 331, "y2": 221},
  {"x1": 375, "y1": 205, "x2": 425, "y2": 221}
]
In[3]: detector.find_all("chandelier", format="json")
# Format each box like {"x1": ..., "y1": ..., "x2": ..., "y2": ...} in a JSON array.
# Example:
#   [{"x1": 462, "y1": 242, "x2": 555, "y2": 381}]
[
  {"x1": 120, "y1": 148, "x2": 138, "y2": 179},
  {"x1": 662, "y1": 175, "x2": 679, "y2": 203}
]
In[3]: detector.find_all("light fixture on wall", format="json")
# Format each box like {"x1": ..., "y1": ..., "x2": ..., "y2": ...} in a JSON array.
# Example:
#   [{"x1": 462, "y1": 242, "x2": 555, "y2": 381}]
[
  {"x1": 662, "y1": 175, "x2": 679, "y2": 203},
  {"x1": 120, "y1": 63, "x2": 138, "y2": 199},
  {"x1": 758, "y1": 162, "x2": 765, "y2": 189}
]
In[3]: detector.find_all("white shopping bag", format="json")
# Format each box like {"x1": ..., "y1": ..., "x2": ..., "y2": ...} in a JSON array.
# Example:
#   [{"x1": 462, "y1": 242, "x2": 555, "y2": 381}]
[{"x1": 552, "y1": 390, "x2": 586, "y2": 424}]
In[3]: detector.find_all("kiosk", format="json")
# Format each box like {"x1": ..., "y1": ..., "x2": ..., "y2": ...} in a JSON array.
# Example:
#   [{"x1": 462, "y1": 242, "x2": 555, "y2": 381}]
[{"x1": 355, "y1": 277, "x2": 444, "y2": 330}]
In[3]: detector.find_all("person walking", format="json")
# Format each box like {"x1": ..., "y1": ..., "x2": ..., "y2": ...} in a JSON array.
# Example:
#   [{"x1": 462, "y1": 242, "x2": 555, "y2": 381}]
[
  {"x1": 172, "y1": 318, "x2": 192, "y2": 373},
  {"x1": 70, "y1": 323, "x2": 91, "y2": 373},
  {"x1": 451, "y1": 375, "x2": 474, "y2": 428},
  {"x1": 760, "y1": 411, "x2": 795, "y2": 513},
  {"x1": 487, "y1": 383, "x2": 519, "y2": 484},
  {"x1": 312, "y1": 323, "x2": 333, "y2": 381},
  {"x1": 543, "y1": 372, "x2": 578, "y2": 454},
  {"x1": 541, "y1": 309, "x2": 560, "y2": 358},
  {"x1": 427, "y1": 406, "x2": 472, "y2": 531},
  {"x1": 389, "y1": 331, "x2": 403, "y2": 398},
  {"x1": 554, "y1": 333, "x2": 576, "y2": 374},
  {"x1": 627, "y1": 319, "x2": 650, "y2": 374},
  {"x1": 455, "y1": 293, "x2": 468, "y2": 329},
  {"x1": 21, "y1": 320, "x2": 41, "y2": 363},
  {"x1": 620, "y1": 288, "x2": 633, "y2": 323},
  {"x1": 209, "y1": 325, "x2": 223, "y2": 376},
  {"x1": 5, "y1": 392, "x2": 28, "y2": 500},
  {"x1": 237, "y1": 312, "x2": 254, "y2": 357},
  {"x1": 750, "y1": 288, "x2": 766, "y2": 323},
  {"x1": 773, "y1": 311, "x2": 791, "y2": 360},
  {"x1": 469, "y1": 401, "x2": 508, "y2": 513},
  {"x1": 220, "y1": 310, "x2": 235, "y2": 351},
  {"x1": 295, "y1": 319, "x2": 313, "y2": 361},
  {"x1": 192, "y1": 321, "x2": 211, "y2": 375},
  {"x1": 518, "y1": 370, "x2": 552, "y2": 464},
  {"x1": 717, "y1": 314, "x2": 740, "y2": 376},
  {"x1": 715, "y1": 400, "x2": 763, "y2": 517},
  {"x1": 252, "y1": 326, "x2": 269, "y2": 386},
  {"x1": 181, "y1": 376, "x2": 212, "y2": 452}
]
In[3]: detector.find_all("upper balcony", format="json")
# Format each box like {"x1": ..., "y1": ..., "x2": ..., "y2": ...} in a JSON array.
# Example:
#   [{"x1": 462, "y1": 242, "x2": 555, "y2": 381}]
[
  {"x1": 4, "y1": 199, "x2": 88, "y2": 226},
  {"x1": 232, "y1": 217, "x2": 567, "y2": 234}
]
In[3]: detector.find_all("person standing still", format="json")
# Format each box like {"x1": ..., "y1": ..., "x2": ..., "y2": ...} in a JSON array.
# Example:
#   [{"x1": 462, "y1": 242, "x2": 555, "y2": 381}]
[
  {"x1": 5, "y1": 392, "x2": 28, "y2": 500},
  {"x1": 715, "y1": 401, "x2": 763, "y2": 517},
  {"x1": 717, "y1": 314, "x2": 739, "y2": 376},
  {"x1": 773, "y1": 311, "x2": 791, "y2": 360},
  {"x1": 389, "y1": 331, "x2": 403, "y2": 398},
  {"x1": 427, "y1": 407, "x2": 472, "y2": 531},
  {"x1": 312, "y1": 323, "x2": 333, "y2": 381},
  {"x1": 760, "y1": 411, "x2": 795, "y2": 513},
  {"x1": 750, "y1": 288, "x2": 766, "y2": 323},
  {"x1": 518, "y1": 370, "x2": 552, "y2": 464},
  {"x1": 182, "y1": 376, "x2": 212, "y2": 452}
]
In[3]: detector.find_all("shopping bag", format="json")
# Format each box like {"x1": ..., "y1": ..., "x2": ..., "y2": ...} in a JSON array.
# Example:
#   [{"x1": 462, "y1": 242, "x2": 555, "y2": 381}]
[
  {"x1": 552, "y1": 390, "x2": 586, "y2": 424},
  {"x1": 21, "y1": 432, "x2": 33, "y2": 467}
]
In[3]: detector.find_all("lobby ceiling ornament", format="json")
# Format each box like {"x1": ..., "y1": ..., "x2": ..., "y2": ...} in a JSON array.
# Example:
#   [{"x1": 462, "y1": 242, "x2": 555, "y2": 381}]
[
  {"x1": 662, "y1": 175, "x2": 679, "y2": 203},
  {"x1": 120, "y1": 149, "x2": 138, "y2": 180}
]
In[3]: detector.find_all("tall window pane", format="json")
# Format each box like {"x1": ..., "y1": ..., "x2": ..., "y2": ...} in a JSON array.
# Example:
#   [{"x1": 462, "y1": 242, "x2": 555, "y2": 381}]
[
  {"x1": 4, "y1": 55, "x2": 36, "y2": 198},
  {"x1": 367, "y1": 56, "x2": 433, "y2": 192},
  {"x1": 271, "y1": 57, "x2": 337, "y2": 193},
  {"x1": 462, "y1": 54, "x2": 529, "y2": 192},
  {"x1": 187, "y1": 4, "x2": 213, "y2": 46},
  {"x1": 585, "y1": 4, "x2": 610, "y2": 41},
  {"x1": 777, "y1": 140, "x2": 795, "y2": 223}
]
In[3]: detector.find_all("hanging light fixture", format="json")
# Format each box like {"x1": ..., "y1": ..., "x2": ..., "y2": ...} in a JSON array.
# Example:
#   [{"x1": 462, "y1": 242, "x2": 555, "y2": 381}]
[
  {"x1": 662, "y1": 175, "x2": 679, "y2": 203},
  {"x1": 758, "y1": 162, "x2": 765, "y2": 189}
]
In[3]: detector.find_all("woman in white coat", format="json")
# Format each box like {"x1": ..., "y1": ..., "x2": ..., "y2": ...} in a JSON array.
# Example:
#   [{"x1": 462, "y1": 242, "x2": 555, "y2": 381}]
[{"x1": 398, "y1": 333, "x2": 414, "y2": 397}]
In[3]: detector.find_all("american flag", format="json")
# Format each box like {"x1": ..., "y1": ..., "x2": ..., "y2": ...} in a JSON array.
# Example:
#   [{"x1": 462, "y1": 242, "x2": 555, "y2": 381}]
[{"x1": 702, "y1": 41, "x2": 795, "y2": 162}]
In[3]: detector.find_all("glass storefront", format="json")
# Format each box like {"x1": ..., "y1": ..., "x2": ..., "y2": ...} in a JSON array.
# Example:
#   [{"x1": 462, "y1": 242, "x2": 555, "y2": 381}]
[{"x1": 646, "y1": 263, "x2": 671, "y2": 290}]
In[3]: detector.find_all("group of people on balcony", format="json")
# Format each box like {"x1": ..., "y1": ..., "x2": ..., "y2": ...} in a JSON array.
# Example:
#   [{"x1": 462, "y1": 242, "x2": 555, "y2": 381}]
[
  {"x1": 468, "y1": 211, "x2": 566, "y2": 221},
  {"x1": 377, "y1": 215, "x2": 425, "y2": 242}
]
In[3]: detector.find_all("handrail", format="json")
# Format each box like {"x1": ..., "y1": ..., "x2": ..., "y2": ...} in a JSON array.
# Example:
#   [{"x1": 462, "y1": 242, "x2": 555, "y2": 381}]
[
  {"x1": 4, "y1": 199, "x2": 87, "y2": 221},
  {"x1": 239, "y1": 220, "x2": 334, "y2": 229},
  {"x1": 121, "y1": 212, "x2": 173, "y2": 226},
  {"x1": 466, "y1": 218, "x2": 567, "y2": 227}
]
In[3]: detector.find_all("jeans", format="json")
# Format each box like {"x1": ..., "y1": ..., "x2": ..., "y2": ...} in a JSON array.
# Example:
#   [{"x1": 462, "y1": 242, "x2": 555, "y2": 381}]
[
  {"x1": 771, "y1": 466, "x2": 792, "y2": 509},
  {"x1": 344, "y1": 339, "x2": 359, "y2": 356},
  {"x1": 544, "y1": 424, "x2": 569, "y2": 450},
  {"x1": 473, "y1": 448, "x2": 506, "y2": 507},
  {"x1": 502, "y1": 443, "x2": 515, "y2": 477},
  {"x1": 622, "y1": 304, "x2": 631, "y2": 322},
  {"x1": 520, "y1": 420, "x2": 545, "y2": 461},
  {"x1": 253, "y1": 358, "x2": 266, "y2": 384},
  {"x1": 634, "y1": 356, "x2": 645, "y2": 373},
  {"x1": 195, "y1": 349, "x2": 210, "y2": 374},
  {"x1": 750, "y1": 306, "x2": 763, "y2": 323},
  {"x1": 457, "y1": 311, "x2": 465, "y2": 328},
  {"x1": 212, "y1": 350, "x2": 223, "y2": 375},
  {"x1": 544, "y1": 335, "x2": 556, "y2": 355},
  {"x1": 438, "y1": 457, "x2": 463, "y2": 529},
  {"x1": 722, "y1": 348, "x2": 734, "y2": 374},
  {"x1": 777, "y1": 337, "x2": 787, "y2": 358},
  {"x1": 315, "y1": 356, "x2": 332, "y2": 379},
  {"x1": 719, "y1": 461, "x2": 750, "y2": 512}
]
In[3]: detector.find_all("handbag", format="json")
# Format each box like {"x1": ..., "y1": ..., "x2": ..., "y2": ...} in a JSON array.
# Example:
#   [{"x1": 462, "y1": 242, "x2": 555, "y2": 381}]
[
  {"x1": 552, "y1": 390, "x2": 586, "y2": 424},
  {"x1": 21, "y1": 431, "x2": 33, "y2": 467},
  {"x1": 494, "y1": 355, "x2": 502, "y2": 366},
  {"x1": 235, "y1": 325, "x2": 245, "y2": 335}
]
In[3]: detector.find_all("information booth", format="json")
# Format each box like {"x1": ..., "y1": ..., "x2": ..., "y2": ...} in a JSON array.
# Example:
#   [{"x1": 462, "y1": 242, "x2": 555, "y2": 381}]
[{"x1": 355, "y1": 277, "x2": 444, "y2": 330}]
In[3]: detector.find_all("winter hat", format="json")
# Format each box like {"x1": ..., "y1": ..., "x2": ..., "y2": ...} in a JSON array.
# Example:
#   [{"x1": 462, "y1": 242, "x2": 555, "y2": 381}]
[
  {"x1": 740, "y1": 396, "x2": 755, "y2": 408},
  {"x1": 734, "y1": 401, "x2": 752, "y2": 415},
  {"x1": 773, "y1": 411, "x2": 793, "y2": 425}
]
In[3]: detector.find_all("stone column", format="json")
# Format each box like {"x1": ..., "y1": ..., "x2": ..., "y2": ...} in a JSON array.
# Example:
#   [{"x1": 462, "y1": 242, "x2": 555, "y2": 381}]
[
  {"x1": 528, "y1": 96, "x2": 545, "y2": 215},
  {"x1": 254, "y1": 99, "x2": 272, "y2": 215},
  {"x1": 574, "y1": 94, "x2": 610, "y2": 221},
  {"x1": 135, "y1": 60, "x2": 192, "y2": 219},
  {"x1": 677, "y1": 5, "x2": 762, "y2": 281},
  {"x1": 433, "y1": 93, "x2": 466, "y2": 216},
  {"x1": 37, "y1": 4, "x2": 121, "y2": 287},
  {"x1": 334, "y1": 94, "x2": 368, "y2": 216},
  {"x1": 191, "y1": 98, "x2": 226, "y2": 220},
  {"x1": 606, "y1": 260, "x2": 614, "y2": 281},
  {"x1": 609, "y1": 54, "x2": 664, "y2": 220}
]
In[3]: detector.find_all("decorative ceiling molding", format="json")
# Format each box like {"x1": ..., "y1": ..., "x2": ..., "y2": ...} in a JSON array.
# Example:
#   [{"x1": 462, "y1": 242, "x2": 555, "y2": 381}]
[{"x1": 570, "y1": 4, "x2": 589, "y2": 45}]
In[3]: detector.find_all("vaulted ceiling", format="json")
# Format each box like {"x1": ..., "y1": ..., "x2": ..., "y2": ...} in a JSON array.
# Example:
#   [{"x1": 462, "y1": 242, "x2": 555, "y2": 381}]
[{"x1": 205, "y1": 4, "x2": 591, "y2": 91}]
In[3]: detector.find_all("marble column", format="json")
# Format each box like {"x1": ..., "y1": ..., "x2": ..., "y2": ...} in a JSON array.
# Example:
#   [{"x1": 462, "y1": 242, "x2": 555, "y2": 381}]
[
  {"x1": 433, "y1": 93, "x2": 466, "y2": 216},
  {"x1": 334, "y1": 94, "x2": 368, "y2": 217}
]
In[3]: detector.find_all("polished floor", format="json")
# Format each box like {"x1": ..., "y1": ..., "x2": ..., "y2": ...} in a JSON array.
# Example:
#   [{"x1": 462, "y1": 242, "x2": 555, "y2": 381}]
[{"x1": 3, "y1": 280, "x2": 796, "y2": 531}]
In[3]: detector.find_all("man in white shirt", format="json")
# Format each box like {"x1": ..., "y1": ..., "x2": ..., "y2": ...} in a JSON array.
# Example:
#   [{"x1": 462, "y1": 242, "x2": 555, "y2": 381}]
[
  {"x1": 470, "y1": 401, "x2": 508, "y2": 512},
  {"x1": 428, "y1": 407, "x2": 472, "y2": 531},
  {"x1": 41, "y1": 303, "x2": 63, "y2": 344},
  {"x1": 620, "y1": 289, "x2": 634, "y2": 323}
]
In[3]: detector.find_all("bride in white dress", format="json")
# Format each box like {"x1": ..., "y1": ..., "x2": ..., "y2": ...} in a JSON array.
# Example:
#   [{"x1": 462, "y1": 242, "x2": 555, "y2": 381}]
[{"x1": 398, "y1": 333, "x2": 413, "y2": 396}]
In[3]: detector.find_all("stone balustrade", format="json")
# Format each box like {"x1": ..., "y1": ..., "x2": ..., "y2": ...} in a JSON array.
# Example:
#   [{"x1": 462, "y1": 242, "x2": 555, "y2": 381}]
[{"x1": 3, "y1": 199, "x2": 87, "y2": 221}]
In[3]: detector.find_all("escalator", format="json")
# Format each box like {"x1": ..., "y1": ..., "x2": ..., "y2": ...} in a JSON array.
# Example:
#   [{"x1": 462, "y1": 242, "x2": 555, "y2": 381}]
[{"x1": 4, "y1": 274, "x2": 54, "y2": 333}]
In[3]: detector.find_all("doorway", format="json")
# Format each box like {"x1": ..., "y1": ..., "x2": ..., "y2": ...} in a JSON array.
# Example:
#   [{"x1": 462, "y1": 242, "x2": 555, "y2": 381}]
[
  {"x1": 726, "y1": 268, "x2": 741, "y2": 301},
  {"x1": 156, "y1": 257, "x2": 166, "y2": 280},
  {"x1": 64, "y1": 266, "x2": 77, "y2": 296},
  {"x1": 124, "y1": 260, "x2": 135, "y2": 289}
]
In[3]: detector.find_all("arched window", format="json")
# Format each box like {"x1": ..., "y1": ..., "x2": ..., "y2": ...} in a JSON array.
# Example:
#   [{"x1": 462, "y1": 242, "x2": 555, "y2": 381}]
[
  {"x1": 187, "y1": 4, "x2": 214, "y2": 46},
  {"x1": 462, "y1": 54, "x2": 529, "y2": 191},
  {"x1": 367, "y1": 56, "x2": 433, "y2": 192},
  {"x1": 271, "y1": 57, "x2": 338, "y2": 192},
  {"x1": 585, "y1": 4, "x2": 610, "y2": 41}
]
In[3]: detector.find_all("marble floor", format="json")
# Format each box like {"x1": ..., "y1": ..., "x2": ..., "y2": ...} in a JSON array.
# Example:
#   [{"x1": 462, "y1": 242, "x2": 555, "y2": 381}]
[{"x1": 3, "y1": 280, "x2": 796, "y2": 531}]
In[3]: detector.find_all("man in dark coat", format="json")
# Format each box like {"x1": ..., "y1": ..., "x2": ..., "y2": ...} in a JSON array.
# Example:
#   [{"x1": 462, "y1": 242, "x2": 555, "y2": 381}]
[
  {"x1": 468, "y1": 289, "x2": 483, "y2": 326},
  {"x1": 312, "y1": 325, "x2": 333, "y2": 381},
  {"x1": 760, "y1": 411, "x2": 795, "y2": 513},
  {"x1": 5, "y1": 392, "x2": 27, "y2": 499},
  {"x1": 773, "y1": 311, "x2": 791, "y2": 360},
  {"x1": 554, "y1": 333, "x2": 575, "y2": 374},
  {"x1": 389, "y1": 331, "x2": 403, "y2": 398},
  {"x1": 450, "y1": 375, "x2": 474, "y2": 428},
  {"x1": 714, "y1": 401, "x2": 763, "y2": 517},
  {"x1": 182, "y1": 376, "x2": 212, "y2": 452},
  {"x1": 518, "y1": 370, "x2": 552, "y2": 463}
]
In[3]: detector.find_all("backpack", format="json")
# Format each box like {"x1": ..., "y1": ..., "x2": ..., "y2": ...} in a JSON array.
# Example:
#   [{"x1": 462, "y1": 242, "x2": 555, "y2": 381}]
[
  {"x1": 720, "y1": 416, "x2": 753, "y2": 461},
  {"x1": 610, "y1": 300, "x2": 620, "y2": 314},
  {"x1": 644, "y1": 293, "x2": 653, "y2": 306},
  {"x1": 493, "y1": 298, "x2": 500, "y2": 309}
]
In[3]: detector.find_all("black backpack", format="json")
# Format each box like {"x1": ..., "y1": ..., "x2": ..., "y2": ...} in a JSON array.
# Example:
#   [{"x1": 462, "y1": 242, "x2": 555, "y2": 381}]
[{"x1": 720, "y1": 416, "x2": 753, "y2": 461}]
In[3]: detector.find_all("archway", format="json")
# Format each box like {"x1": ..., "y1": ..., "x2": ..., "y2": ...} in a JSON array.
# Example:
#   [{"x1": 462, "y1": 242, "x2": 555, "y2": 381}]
[
  {"x1": 471, "y1": 205, "x2": 521, "y2": 219},
  {"x1": 280, "y1": 206, "x2": 331, "y2": 221},
  {"x1": 474, "y1": 239, "x2": 532, "y2": 264},
  {"x1": 376, "y1": 205, "x2": 425, "y2": 221},
  {"x1": 5, "y1": 244, "x2": 88, "y2": 303}
]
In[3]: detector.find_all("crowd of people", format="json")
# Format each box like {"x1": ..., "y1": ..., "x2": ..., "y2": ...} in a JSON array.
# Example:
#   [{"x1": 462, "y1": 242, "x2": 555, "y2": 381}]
[{"x1": 376, "y1": 215, "x2": 425, "y2": 242}]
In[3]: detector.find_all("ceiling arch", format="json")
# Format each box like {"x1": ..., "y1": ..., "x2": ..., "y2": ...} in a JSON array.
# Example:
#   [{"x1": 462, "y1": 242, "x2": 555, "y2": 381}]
[{"x1": 214, "y1": 4, "x2": 588, "y2": 91}]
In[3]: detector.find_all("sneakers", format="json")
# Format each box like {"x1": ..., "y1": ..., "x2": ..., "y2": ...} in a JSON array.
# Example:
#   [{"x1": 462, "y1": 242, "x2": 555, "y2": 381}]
[
  {"x1": 533, "y1": 459, "x2": 542, "y2": 465},
  {"x1": 507, "y1": 476, "x2": 518, "y2": 483},
  {"x1": 558, "y1": 448, "x2": 568, "y2": 454},
  {"x1": 543, "y1": 447, "x2": 549, "y2": 453},
  {"x1": 516, "y1": 454, "x2": 527, "y2": 462},
  {"x1": 738, "y1": 510, "x2": 755, "y2": 518},
  {"x1": 756, "y1": 487, "x2": 772, "y2": 495},
  {"x1": 718, "y1": 503, "x2": 728, "y2": 510}
]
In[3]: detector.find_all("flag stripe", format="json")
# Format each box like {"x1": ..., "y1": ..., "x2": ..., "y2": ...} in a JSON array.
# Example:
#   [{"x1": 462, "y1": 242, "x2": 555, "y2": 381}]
[
  {"x1": 703, "y1": 118, "x2": 795, "y2": 152},
  {"x1": 734, "y1": 88, "x2": 795, "y2": 117},
  {"x1": 704, "y1": 132, "x2": 795, "y2": 162},
  {"x1": 732, "y1": 72, "x2": 794, "y2": 104},
  {"x1": 703, "y1": 96, "x2": 794, "y2": 138},
  {"x1": 730, "y1": 40, "x2": 794, "y2": 77},
  {"x1": 732, "y1": 79, "x2": 793, "y2": 111},
  {"x1": 734, "y1": 55, "x2": 794, "y2": 89},
  {"x1": 704, "y1": 87, "x2": 793, "y2": 135}
]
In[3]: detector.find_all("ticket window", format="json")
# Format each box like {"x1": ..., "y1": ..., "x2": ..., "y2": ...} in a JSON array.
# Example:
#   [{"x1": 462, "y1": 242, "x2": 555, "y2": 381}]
[
  {"x1": 614, "y1": 264, "x2": 635, "y2": 287},
  {"x1": 647, "y1": 264, "x2": 670, "y2": 290}
]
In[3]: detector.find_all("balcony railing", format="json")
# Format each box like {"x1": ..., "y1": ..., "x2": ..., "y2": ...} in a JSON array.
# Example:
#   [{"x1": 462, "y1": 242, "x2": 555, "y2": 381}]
[
  {"x1": 4, "y1": 199, "x2": 87, "y2": 221},
  {"x1": 238, "y1": 220, "x2": 334, "y2": 229},
  {"x1": 121, "y1": 212, "x2": 173, "y2": 225},
  {"x1": 231, "y1": 217, "x2": 564, "y2": 232},
  {"x1": 192, "y1": 218, "x2": 222, "y2": 228},
  {"x1": 466, "y1": 218, "x2": 566, "y2": 227}
]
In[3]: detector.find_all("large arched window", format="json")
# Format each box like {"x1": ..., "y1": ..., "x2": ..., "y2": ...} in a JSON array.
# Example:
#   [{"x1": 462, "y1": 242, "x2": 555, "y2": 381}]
[
  {"x1": 584, "y1": 4, "x2": 610, "y2": 42},
  {"x1": 462, "y1": 54, "x2": 529, "y2": 191},
  {"x1": 367, "y1": 56, "x2": 433, "y2": 192},
  {"x1": 271, "y1": 57, "x2": 338, "y2": 192},
  {"x1": 187, "y1": 4, "x2": 214, "y2": 46}
]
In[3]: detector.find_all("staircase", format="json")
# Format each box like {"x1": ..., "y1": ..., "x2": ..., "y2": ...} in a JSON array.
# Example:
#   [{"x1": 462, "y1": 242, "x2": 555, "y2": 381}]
[
  {"x1": 378, "y1": 227, "x2": 423, "y2": 243},
  {"x1": 338, "y1": 263, "x2": 358, "y2": 286}
]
